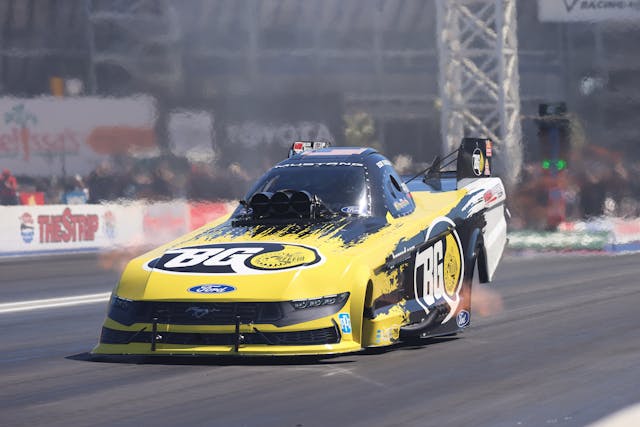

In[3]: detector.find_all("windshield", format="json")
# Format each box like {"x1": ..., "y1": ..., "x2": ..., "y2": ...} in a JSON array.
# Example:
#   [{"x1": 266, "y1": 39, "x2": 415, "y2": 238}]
[{"x1": 246, "y1": 165, "x2": 368, "y2": 215}]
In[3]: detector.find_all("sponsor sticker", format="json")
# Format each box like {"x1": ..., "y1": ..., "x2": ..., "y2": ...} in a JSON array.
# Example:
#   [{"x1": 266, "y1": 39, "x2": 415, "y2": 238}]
[
  {"x1": 393, "y1": 198, "x2": 411, "y2": 211},
  {"x1": 341, "y1": 206, "x2": 363, "y2": 215},
  {"x1": 375, "y1": 327, "x2": 398, "y2": 344},
  {"x1": 145, "y1": 242, "x2": 323, "y2": 275},
  {"x1": 188, "y1": 284, "x2": 236, "y2": 294},
  {"x1": 338, "y1": 313, "x2": 352, "y2": 334},
  {"x1": 376, "y1": 159, "x2": 392, "y2": 168},
  {"x1": 456, "y1": 310, "x2": 470, "y2": 328}
]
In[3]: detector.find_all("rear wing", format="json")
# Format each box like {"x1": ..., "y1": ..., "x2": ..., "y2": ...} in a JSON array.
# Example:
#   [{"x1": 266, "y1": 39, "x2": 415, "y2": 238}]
[
  {"x1": 456, "y1": 137, "x2": 493, "y2": 180},
  {"x1": 404, "y1": 137, "x2": 494, "y2": 189}
]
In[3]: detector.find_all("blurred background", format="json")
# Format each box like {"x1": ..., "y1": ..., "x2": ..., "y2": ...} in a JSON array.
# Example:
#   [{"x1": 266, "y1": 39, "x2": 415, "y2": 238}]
[{"x1": 1, "y1": 0, "x2": 640, "y2": 252}]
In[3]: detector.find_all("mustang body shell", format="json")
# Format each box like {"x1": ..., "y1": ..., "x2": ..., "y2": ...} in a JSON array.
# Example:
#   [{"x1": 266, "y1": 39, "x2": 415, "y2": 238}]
[{"x1": 93, "y1": 143, "x2": 506, "y2": 356}]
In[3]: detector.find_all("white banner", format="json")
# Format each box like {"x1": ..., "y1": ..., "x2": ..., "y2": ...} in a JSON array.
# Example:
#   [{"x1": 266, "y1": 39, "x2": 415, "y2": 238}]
[
  {"x1": 0, "y1": 201, "x2": 234, "y2": 256},
  {"x1": 0, "y1": 204, "x2": 144, "y2": 255},
  {"x1": 538, "y1": 0, "x2": 640, "y2": 22},
  {"x1": 0, "y1": 96, "x2": 156, "y2": 176}
]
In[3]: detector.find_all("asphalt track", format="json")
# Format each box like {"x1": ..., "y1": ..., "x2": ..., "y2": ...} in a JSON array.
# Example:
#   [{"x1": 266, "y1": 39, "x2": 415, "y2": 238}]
[{"x1": 1, "y1": 252, "x2": 640, "y2": 427}]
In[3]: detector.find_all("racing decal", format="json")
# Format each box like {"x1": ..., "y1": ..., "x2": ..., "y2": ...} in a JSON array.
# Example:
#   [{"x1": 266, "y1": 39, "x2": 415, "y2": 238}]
[
  {"x1": 413, "y1": 217, "x2": 464, "y2": 323},
  {"x1": 483, "y1": 183, "x2": 505, "y2": 208},
  {"x1": 456, "y1": 310, "x2": 470, "y2": 328},
  {"x1": 472, "y1": 148, "x2": 485, "y2": 176},
  {"x1": 249, "y1": 245, "x2": 318, "y2": 270},
  {"x1": 274, "y1": 162, "x2": 363, "y2": 168},
  {"x1": 188, "y1": 284, "x2": 236, "y2": 294},
  {"x1": 338, "y1": 313, "x2": 352, "y2": 334},
  {"x1": 393, "y1": 198, "x2": 411, "y2": 211},
  {"x1": 341, "y1": 206, "x2": 364, "y2": 215},
  {"x1": 145, "y1": 242, "x2": 324, "y2": 275}
]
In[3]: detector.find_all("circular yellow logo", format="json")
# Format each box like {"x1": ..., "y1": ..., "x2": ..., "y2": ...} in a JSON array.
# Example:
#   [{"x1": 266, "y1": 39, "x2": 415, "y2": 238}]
[
  {"x1": 249, "y1": 245, "x2": 318, "y2": 270},
  {"x1": 443, "y1": 233, "x2": 462, "y2": 297}
]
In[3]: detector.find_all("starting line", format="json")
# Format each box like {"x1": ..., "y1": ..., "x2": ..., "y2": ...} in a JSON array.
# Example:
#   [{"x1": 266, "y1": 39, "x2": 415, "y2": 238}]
[{"x1": 0, "y1": 292, "x2": 111, "y2": 314}]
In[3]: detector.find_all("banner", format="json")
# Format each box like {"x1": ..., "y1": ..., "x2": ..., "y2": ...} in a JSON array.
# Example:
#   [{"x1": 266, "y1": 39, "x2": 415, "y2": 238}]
[
  {"x1": 0, "y1": 204, "x2": 143, "y2": 255},
  {"x1": 0, "y1": 96, "x2": 156, "y2": 176},
  {"x1": 0, "y1": 201, "x2": 234, "y2": 256},
  {"x1": 538, "y1": 0, "x2": 640, "y2": 22}
]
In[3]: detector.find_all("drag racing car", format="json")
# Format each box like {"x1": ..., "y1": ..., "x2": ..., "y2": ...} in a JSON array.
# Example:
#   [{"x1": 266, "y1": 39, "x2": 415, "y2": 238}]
[{"x1": 92, "y1": 138, "x2": 507, "y2": 356}]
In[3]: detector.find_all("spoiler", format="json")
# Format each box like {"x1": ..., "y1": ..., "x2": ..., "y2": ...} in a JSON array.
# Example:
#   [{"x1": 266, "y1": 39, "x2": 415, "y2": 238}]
[
  {"x1": 404, "y1": 137, "x2": 494, "y2": 186},
  {"x1": 456, "y1": 137, "x2": 493, "y2": 180}
]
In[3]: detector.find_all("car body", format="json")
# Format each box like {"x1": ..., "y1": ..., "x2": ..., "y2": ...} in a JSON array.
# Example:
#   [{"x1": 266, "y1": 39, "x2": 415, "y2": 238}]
[{"x1": 92, "y1": 138, "x2": 507, "y2": 357}]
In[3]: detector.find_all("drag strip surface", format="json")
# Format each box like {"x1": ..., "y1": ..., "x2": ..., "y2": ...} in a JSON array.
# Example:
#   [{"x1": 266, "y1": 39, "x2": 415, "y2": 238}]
[{"x1": 1, "y1": 253, "x2": 639, "y2": 427}]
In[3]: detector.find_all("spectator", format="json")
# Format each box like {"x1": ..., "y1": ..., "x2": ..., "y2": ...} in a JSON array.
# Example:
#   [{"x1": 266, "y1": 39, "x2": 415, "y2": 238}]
[
  {"x1": 88, "y1": 161, "x2": 120, "y2": 203},
  {"x1": 62, "y1": 174, "x2": 90, "y2": 204},
  {"x1": 0, "y1": 169, "x2": 19, "y2": 205}
]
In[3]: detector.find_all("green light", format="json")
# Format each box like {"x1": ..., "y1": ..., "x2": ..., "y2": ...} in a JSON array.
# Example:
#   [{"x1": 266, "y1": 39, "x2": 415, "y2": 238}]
[
  {"x1": 557, "y1": 159, "x2": 567, "y2": 170},
  {"x1": 542, "y1": 160, "x2": 551, "y2": 169}
]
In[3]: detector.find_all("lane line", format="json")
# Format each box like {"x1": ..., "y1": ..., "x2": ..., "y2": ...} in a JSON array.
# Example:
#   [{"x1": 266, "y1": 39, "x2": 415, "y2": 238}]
[{"x1": 0, "y1": 292, "x2": 111, "y2": 314}]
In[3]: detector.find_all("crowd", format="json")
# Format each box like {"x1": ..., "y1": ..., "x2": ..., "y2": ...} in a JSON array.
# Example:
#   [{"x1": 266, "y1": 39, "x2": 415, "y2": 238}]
[
  {"x1": 3, "y1": 145, "x2": 640, "y2": 231},
  {"x1": 508, "y1": 145, "x2": 640, "y2": 229},
  {"x1": 1, "y1": 155, "x2": 254, "y2": 206}
]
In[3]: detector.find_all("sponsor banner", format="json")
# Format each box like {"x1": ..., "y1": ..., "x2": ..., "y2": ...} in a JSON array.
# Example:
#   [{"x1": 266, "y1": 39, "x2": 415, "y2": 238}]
[
  {"x1": 0, "y1": 96, "x2": 156, "y2": 176},
  {"x1": 0, "y1": 204, "x2": 143, "y2": 255},
  {"x1": 538, "y1": 0, "x2": 640, "y2": 22},
  {"x1": 0, "y1": 200, "x2": 236, "y2": 257}
]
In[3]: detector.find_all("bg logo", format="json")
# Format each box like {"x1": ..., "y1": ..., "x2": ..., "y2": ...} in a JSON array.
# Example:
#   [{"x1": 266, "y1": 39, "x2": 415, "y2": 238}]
[
  {"x1": 145, "y1": 243, "x2": 323, "y2": 275},
  {"x1": 414, "y1": 217, "x2": 464, "y2": 323}
]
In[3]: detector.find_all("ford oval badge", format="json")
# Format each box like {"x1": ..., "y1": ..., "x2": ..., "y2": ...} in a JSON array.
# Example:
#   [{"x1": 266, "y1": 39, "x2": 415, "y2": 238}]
[{"x1": 188, "y1": 284, "x2": 236, "y2": 294}]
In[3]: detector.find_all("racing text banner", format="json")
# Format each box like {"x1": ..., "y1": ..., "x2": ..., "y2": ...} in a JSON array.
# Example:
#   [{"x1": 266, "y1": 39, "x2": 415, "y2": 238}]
[{"x1": 538, "y1": 0, "x2": 640, "y2": 22}]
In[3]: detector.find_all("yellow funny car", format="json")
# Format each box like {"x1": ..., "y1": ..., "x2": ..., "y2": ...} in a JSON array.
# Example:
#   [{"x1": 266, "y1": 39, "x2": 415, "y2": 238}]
[{"x1": 93, "y1": 138, "x2": 507, "y2": 357}]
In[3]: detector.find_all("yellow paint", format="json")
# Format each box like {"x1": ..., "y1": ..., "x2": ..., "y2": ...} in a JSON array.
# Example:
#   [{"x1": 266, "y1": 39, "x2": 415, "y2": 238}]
[{"x1": 92, "y1": 189, "x2": 469, "y2": 356}]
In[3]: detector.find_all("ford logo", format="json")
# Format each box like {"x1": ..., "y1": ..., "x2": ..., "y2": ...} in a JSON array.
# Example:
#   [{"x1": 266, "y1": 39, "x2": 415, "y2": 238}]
[{"x1": 188, "y1": 284, "x2": 236, "y2": 294}]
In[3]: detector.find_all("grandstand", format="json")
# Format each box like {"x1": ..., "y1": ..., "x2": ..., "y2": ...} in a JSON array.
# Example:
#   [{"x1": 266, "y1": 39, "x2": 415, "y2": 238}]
[{"x1": 1, "y1": 0, "x2": 639, "y2": 160}]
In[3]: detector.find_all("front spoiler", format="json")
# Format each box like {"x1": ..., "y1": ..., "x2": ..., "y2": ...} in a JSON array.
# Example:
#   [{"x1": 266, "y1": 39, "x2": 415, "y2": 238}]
[{"x1": 91, "y1": 341, "x2": 362, "y2": 357}]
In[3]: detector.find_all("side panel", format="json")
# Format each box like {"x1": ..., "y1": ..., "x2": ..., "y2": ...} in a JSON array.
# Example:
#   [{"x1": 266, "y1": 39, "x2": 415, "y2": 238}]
[
  {"x1": 483, "y1": 204, "x2": 507, "y2": 281},
  {"x1": 458, "y1": 177, "x2": 507, "y2": 282}
]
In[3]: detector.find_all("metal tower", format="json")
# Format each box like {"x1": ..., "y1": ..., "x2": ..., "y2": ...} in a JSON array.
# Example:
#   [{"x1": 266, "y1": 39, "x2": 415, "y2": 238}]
[
  {"x1": 86, "y1": 0, "x2": 183, "y2": 95},
  {"x1": 436, "y1": 0, "x2": 522, "y2": 184}
]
